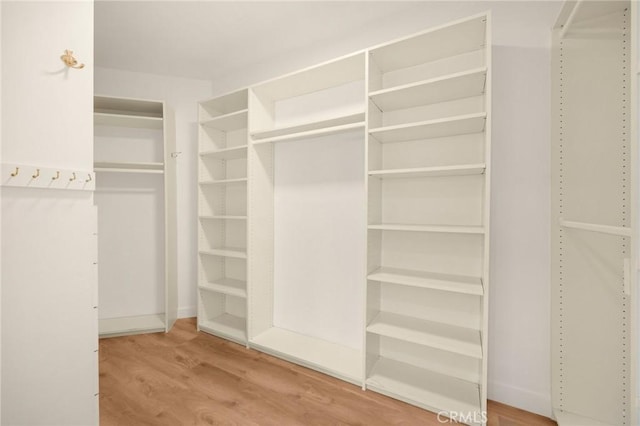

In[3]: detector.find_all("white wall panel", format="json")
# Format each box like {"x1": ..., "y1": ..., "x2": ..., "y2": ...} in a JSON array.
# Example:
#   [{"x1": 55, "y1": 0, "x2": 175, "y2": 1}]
[{"x1": 1, "y1": 2, "x2": 96, "y2": 424}]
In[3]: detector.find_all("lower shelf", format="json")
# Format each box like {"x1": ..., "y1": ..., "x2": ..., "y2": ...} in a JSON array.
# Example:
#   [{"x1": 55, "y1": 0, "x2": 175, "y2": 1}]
[
  {"x1": 250, "y1": 327, "x2": 361, "y2": 384},
  {"x1": 367, "y1": 311, "x2": 482, "y2": 359},
  {"x1": 199, "y1": 278, "x2": 247, "y2": 298},
  {"x1": 553, "y1": 410, "x2": 614, "y2": 426},
  {"x1": 199, "y1": 313, "x2": 247, "y2": 344},
  {"x1": 99, "y1": 314, "x2": 166, "y2": 338},
  {"x1": 367, "y1": 357, "x2": 481, "y2": 422}
]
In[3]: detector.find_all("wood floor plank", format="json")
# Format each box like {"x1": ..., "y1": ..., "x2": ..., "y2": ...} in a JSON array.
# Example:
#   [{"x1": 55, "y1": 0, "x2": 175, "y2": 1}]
[{"x1": 99, "y1": 318, "x2": 556, "y2": 426}]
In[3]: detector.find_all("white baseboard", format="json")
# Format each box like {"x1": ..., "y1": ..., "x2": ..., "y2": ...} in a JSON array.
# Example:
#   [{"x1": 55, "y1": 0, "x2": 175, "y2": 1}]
[
  {"x1": 488, "y1": 380, "x2": 552, "y2": 418},
  {"x1": 178, "y1": 305, "x2": 196, "y2": 319}
]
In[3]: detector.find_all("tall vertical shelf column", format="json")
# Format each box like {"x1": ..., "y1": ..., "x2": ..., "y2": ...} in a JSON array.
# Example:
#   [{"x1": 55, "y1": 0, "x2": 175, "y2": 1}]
[
  {"x1": 364, "y1": 13, "x2": 490, "y2": 422},
  {"x1": 551, "y1": 2, "x2": 636, "y2": 425},
  {"x1": 94, "y1": 95, "x2": 178, "y2": 337},
  {"x1": 197, "y1": 89, "x2": 249, "y2": 345}
]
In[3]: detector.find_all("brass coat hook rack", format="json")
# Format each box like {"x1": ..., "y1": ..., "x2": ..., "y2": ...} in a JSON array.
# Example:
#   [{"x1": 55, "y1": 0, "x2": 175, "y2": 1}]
[{"x1": 61, "y1": 50, "x2": 84, "y2": 69}]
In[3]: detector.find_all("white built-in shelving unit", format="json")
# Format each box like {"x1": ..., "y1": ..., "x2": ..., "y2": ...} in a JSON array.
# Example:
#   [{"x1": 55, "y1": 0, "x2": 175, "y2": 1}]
[
  {"x1": 197, "y1": 13, "x2": 491, "y2": 424},
  {"x1": 365, "y1": 13, "x2": 490, "y2": 421},
  {"x1": 197, "y1": 89, "x2": 250, "y2": 345},
  {"x1": 551, "y1": 2, "x2": 637, "y2": 425},
  {"x1": 94, "y1": 95, "x2": 178, "y2": 338}
]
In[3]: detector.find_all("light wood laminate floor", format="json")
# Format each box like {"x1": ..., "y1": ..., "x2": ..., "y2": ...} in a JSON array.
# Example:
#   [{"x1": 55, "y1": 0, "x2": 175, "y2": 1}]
[{"x1": 99, "y1": 318, "x2": 556, "y2": 425}]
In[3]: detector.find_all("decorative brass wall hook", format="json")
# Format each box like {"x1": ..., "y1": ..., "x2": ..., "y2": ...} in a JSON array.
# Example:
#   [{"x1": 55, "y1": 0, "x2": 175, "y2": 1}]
[
  {"x1": 32, "y1": 169, "x2": 40, "y2": 179},
  {"x1": 10, "y1": 167, "x2": 19, "y2": 177},
  {"x1": 61, "y1": 50, "x2": 84, "y2": 69},
  {"x1": 69, "y1": 172, "x2": 77, "y2": 182},
  {"x1": 52, "y1": 171, "x2": 60, "y2": 180},
  {"x1": 86, "y1": 174, "x2": 92, "y2": 183}
]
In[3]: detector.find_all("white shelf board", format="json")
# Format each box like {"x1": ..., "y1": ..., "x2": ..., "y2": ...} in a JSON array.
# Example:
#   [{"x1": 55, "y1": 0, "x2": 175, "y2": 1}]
[
  {"x1": 369, "y1": 164, "x2": 485, "y2": 179},
  {"x1": 252, "y1": 122, "x2": 365, "y2": 145},
  {"x1": 94, "y1": 162, "x2": 164, "y2": 174},
  {"x1": 369, "y1": 113, "x2": 486, "y2": 143},
  {"x1": 368, "y1": 224, "x2": 485, "y2": 234},
  {"x1": 99, "y1": 314, "x2": 165, "y2": 338},
  {"x1": 370, "y1": 68, "x2": 487, "y2": 111},
  {"x1": 367, "y1": 312, "x2": 482, "y2": 359},
  {"x1": 200, "y1": 109, "x2": 248, "y2": 132},
  {"x1": 199, "y1": 313, "x2": 247, "y2": 344},
  {"x1": 250, "y1": 327, "x2": 362, "y2": 383},
  {"x1": 199, "y1": 278, "x2": 247, "y2": 299},
  {"x1": 200, "y1": 89, "x2": 248, "y2": 118},
  {"x1": 252, "y1": 52, "x2": 364, "y2": 101},
  {"x1": 370, "y1": 14, "x2": 486, "y2": 72},
  {"x1": 198, "y1": 215, "x2": 247, "y2": 221},
  {"x1": 366, "y1": 357, "x2": 481, "y2": 417},
  {"x1": 94, "y1": 112, "x2": 163, "y2": 129},
  {"x1": 553, "y1": 410, "x2": 613, "y2": 426},
  {"x1": 199, "y1": 145, "x2": 248, "y2": 160},
  {"x1": 199, "y1": 248, "x2": 247, "y2": 259},
  {"x1": 198, "y1": 178, "x2": 248, "y2": 186},
  {"x1": 559, "y1": 218, "x2": 632, "y2": 237},
  {"x1": 251, "y1": 112, "x2": 365, "y2": 141},
  {"x1": 368, "y1": 267, "x2": 483, "y2": 296},
  {"x1": 95, "y1": 95, "x2": 163, "y2": 117}
]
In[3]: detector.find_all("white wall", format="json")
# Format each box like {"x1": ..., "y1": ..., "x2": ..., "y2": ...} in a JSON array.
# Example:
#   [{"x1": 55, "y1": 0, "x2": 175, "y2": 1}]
[
  {"x1": 2, "y1": 1, "x2": 97, "y2": 424},
  {"x1": 206, "y1": 2, "x2": 557, "y2": 417},
  {"x1": 94, "y1": 67, "x2": 211, "y2": 318}
]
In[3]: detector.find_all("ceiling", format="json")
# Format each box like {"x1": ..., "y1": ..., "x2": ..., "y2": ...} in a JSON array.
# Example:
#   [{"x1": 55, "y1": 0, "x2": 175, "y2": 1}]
[{"x1": 95, "y1": 1, "x2": 563, "y2": 86}]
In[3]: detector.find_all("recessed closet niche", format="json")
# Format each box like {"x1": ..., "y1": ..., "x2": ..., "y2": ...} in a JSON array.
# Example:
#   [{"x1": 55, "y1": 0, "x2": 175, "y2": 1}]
[{"x1": 94, "y1": 95, "x2": 178, "y2": 337}]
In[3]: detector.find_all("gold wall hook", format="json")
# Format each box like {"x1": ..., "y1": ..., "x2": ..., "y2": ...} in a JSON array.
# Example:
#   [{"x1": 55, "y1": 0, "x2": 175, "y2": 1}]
[
  {"x1": 61, "y1": 50, "x2": 84, "y2": 69},
  {"x1": 10, "y1": 167, "x2": 19, "y2": 177},
  {"x1": 52, "y1": 171, "x2": 60, "y2": 180},
  {"x1": 69, "y1": 172, "x2": 76, "y2": 182},
  {"x1": 32, "y1": 169, "x2": 40, "y2": 179},
  {"x1": 86, "y1": 174, "x2": 92, "y2": 183}
]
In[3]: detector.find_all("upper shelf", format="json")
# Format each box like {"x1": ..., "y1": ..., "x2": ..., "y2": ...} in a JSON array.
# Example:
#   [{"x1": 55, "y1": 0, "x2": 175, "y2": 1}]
[
  {"x1": 199, "y1": 145, "x2": 248, "y2": 160},
  {"x1": 200, "y1": 89, "x2": 248, "y2": 120},
  {"x1": 369, "y1": 112, "x2": 486, "y2": 143},
  {"x1": 95, "y1": 95, "x2": 163, "y2": 116},
  {"x1": 369, "y1": 68, "x2": 487, "y2": 111},
  {"x1": 251, "y1": 113, "x2": 365, "y2": 144},
  {"x1": 200, "y1": 110, "x2": 248, "y2": 132},
  {"x1": 94, "y1": 95, "x2": 164, "y2": 129},
  {"x1": 369, "y1": 164, "x2": 486, "y2": 179},
  {"x1": 369, "y1": 14, "x2": 486, "y2": 73},
  {"x1": 94, "y1": 112, "x2": 163, "y2": 129},
  {"x1": 252, "y1": 52, "x2": 365, "y2": 101}
]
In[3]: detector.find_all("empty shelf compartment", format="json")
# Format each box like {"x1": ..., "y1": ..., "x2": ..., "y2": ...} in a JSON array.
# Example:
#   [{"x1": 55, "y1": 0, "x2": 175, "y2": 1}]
[
  {"x1": 367, "y1": 311, "x2": 482, "y2": 358},
  {"x1": 367, "y1": 267, "x2": 483, "y2": 296},
  {"x1": 367, "y1": 357, "x2": 481, "y2": 418}
]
